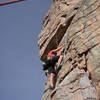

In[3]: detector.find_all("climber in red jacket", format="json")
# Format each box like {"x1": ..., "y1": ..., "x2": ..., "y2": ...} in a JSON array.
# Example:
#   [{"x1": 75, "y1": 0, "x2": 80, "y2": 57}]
[{"x1": 43, "y1": 45, "x2": 64, "y2": 89}]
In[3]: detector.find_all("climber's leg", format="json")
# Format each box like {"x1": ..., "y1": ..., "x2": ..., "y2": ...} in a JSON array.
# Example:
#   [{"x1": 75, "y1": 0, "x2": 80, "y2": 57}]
[
  {"x1": 50, "y1": 73, "x2": 56, "y2": 88},
  {"x1": 48, "y1": 66, "x2": 56, "y2": 89}
]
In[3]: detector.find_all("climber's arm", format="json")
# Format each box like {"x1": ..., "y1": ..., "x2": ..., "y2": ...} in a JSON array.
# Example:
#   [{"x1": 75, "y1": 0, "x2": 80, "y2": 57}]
[{"x1": 53, "y1": 45, "x2": 64, "y2": 52}]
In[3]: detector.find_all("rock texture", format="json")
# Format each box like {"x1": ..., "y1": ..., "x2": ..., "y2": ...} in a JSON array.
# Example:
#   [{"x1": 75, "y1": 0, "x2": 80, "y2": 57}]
[{"x1": 38, "y1": 0, "x2": 100, "y2": 100}]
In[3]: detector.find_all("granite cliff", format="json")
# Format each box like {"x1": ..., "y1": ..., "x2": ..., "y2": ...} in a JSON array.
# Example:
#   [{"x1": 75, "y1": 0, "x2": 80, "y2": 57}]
[{"x1": 38, "y1": 0, "x2": 100, "y2": 99}]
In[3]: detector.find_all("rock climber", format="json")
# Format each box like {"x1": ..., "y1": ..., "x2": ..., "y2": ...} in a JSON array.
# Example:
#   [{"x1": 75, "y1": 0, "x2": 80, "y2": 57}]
[{"x1": 43, "y1": 45, "x2": 64, "y2": 89}]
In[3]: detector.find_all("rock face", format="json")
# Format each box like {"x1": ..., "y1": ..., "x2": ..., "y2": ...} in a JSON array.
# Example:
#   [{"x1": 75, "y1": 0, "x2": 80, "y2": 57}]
[{"x1": 38, "y1": 0, "x2": 100, "y2": 99}]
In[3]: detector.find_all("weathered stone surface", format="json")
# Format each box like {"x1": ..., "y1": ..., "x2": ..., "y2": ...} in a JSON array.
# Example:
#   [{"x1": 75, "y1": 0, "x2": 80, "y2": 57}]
[
  {"x1": 52, "y1": 68, "x2": 98, "y2": 100},
  {"x1": 38, "y1": 0, "x2": 100, "y2": 99}
]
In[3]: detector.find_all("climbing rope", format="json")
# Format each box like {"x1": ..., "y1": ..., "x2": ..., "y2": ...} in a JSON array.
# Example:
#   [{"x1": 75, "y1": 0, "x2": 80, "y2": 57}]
[
  {"x1": 61, "y1": 0, "x2": 86, "y2": 66},
  {"x1": 62, "y1": 33, "x2": 68, "y2": 65},
  {"x1": 55, "y1": 34, "x2": 59, "y2": 47}
]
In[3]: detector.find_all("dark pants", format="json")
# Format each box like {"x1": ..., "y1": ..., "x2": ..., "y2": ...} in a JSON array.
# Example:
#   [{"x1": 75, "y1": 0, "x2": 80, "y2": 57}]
[{"x1": 48, "y1": 56, "x2": 59, "y2": 74}]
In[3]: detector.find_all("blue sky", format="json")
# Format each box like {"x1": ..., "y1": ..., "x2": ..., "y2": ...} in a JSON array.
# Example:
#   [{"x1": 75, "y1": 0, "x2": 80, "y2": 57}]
[{"x1": 0, "y1": 0, "x2": 51, "y2": 100}]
